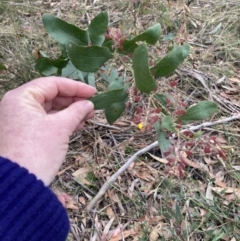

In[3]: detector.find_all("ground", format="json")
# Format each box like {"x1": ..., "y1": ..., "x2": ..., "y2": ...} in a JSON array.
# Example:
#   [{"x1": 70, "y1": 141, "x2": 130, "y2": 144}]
[{"x1": 0, "y1": 0, "x2": 240, "y2": 240}]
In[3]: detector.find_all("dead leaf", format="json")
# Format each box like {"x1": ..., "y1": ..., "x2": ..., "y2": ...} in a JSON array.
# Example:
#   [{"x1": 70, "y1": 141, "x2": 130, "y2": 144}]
[
  {"x1": 199, "y1": 208, "x2": 207, "y2": 217},
  {"x1": 229, "y1": 77, "x2": 240, "y2": 84},
  {"x1": 215, "y1": 136, "x2": 227, "y2": 144},
  {"x1": 102, "y1": 217, "x2": 115, "y2": 238},
  {"x1": 109, "y1": 229, "x2": 137, "y2": 241},
  {"x1": 209, "y1": 173, "x2": 227, "y2": 188},
  {"x1": 78, "y1": 196, "x2": 86, "y2": 205},
  {"x1": 206, "y1": 184, "x2": 214, "y2": 206},
  {"x1": 233, "y1": 166, "x2": 240, "y2": 171},
  {"x1": 57, "y1": 164, "x2": 74, "y2": 176},
  {"x1": 138, "y1": 216, "x2": 165, "y2": 225},
  {"x1": 128, "y1": 161, "x2": 158, "y2": 181},
  {"x1": 56, "y1": 192, "x2": 78, "y2": 210},
  {"x1": 212, "y1": 187, "x2": 240, "y2": 199},
  {"x1": 111, "y1": 225, "x2": 122, "y2": 238},
  {"x1": 106, "y1": 206, "x2": 115, "y2": 219},
  {"x1": 149, "y1": 223, "x2": 162, "y2": 241},
  {"x1": 72, "y1": 167, "x2": 92, "y2": 185},
  {"x1": 180, "y1": 151, "x2": 200, "y2": 168},
  {"x1": 148, "y1": 152, "x2": 169, "y2": 164}
]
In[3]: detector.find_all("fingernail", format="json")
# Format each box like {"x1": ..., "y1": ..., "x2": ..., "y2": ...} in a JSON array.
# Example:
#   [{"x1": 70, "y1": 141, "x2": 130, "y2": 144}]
[{"x1": 84, "y1": 100, "x2": 94, "y2": 112}]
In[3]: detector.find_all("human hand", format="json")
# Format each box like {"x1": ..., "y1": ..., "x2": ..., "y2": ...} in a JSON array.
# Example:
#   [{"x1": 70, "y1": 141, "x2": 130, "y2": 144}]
[{"x1": 0, "y1": 77, "x2": 96, "y2": 185}]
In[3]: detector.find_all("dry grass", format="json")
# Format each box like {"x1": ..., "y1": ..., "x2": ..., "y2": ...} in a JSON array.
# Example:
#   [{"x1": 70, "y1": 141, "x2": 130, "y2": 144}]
[{"x1": 1, "y1": 0, "x2": 240, "y2": 240}]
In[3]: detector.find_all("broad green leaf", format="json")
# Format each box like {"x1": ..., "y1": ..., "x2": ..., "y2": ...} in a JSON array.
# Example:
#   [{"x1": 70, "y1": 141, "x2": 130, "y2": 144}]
[
  {"x1": 35, "y1": 57, "x2": 68, "y2": 76},
  {"x1": 151, "y1": 44, "x2": 190, "y2": 77},
  {"x1": 82, "y1": 72, "x2": 96, "y2": 87},
  {"x1": 119, "y1": 24, "x2": 161, "y2": 55},
  {"x1": 162, "y1": 116, "x2": 175, "y2": 132},
  {"x1": 35, "y1": 58, "x2": 60, "y2": 76},
  {"x1": 105, "y1": 101, "x2": 126, "y2": 124},
  {"x1": 0, "y1": 63, "x2": 6, "y2": 70},
  {"x1": 153, "y1": 93, "x2": 168, "y2": 107},
  {"x1": 101, "y1": 68, "x2": 119, "y2": 83},
  {"x1": 61, "y1": 60, "x2": 83, "y2": 79},
  {"x1": 133, "y1": 43, "x2": 156, "y2": 94},
  {"x1": 42, "y1": 14, "x2": 89, "y2": 46},
  {"x1": 67, "y1": 42, "x2": 113, "y2": 72},
  {"x1": 108, "y1": 76, "x2": 124, "y2": 90},
  {"x1": 180, "y1": 101, "x2": 218, "y2": 121},
  {"x1": 102, "y1": 38, "x2": 114, "y2": 52},
  {"x1": 88, "y1": 11, "x2": 108, "y2": 46},
  {"x1": 131, "y1": 23, "x2": 161, "y2": 45},
  {"x1": 154, "y1": 122, "x2": 171, "y2": 153},
  {"x1": 162, "y1": 33, "x2": 175, "y2": 41},
  {"x1": 59, "y1": 43, "x2": 68, "y2": 58},
  {"x1": 89, "y1": 88, "x2": 128, "y2": 110},
  {"x1": 120, "y1": 39, "x2": 138, "y2": 54}
]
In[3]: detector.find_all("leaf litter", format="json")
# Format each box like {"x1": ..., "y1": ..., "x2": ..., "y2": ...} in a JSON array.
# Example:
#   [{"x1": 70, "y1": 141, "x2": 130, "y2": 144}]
[{"x1": 1, "y1": 0, "x2": 240, "y2": 240}]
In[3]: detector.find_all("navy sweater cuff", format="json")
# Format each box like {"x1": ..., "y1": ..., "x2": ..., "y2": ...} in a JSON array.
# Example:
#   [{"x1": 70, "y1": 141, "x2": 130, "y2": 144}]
[{"x1": 0, "y1": 157, "x2": 70, "y2": 241}]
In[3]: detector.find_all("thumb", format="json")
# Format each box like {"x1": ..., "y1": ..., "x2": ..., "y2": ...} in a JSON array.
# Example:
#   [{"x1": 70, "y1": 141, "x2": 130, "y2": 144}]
[{"x1": 52, "y1": 100, "x2": 94, "y2": 133}]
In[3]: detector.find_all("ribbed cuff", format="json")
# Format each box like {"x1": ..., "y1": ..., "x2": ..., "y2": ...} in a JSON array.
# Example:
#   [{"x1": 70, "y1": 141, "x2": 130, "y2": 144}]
[{"x1": 0, "y1": 157, "x2": 70, "y2": 241}]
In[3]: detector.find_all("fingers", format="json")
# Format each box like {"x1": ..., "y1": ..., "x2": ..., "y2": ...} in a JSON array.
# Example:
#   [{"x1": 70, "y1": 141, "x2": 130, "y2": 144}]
[
  {"x1": 51, "y1": 100, "x2": 94, "y2": 134},
  {"x1": 16, "y1": 77, "x2": 96, "y2": 104},
  {"x1": 73, "y1": 110, "x2": 95, "y2": 132},
  {"x1": 44, "y1": 96, "x2": 83, "y2": 112}
]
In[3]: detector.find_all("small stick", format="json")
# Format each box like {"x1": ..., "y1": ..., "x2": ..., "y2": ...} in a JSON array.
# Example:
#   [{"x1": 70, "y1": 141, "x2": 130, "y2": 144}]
[{"x1": 86, "y1": 114, "x2": 240, "y2": 211}]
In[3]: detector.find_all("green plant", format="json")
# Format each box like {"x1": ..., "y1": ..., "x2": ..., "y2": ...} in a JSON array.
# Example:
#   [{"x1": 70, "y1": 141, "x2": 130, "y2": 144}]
[
  {"x1": 0, "y1": 62, "x2": 6, "y2": 70},
  {"x1": 36, "y1": 12, "x2": 219, "y2": 175}
]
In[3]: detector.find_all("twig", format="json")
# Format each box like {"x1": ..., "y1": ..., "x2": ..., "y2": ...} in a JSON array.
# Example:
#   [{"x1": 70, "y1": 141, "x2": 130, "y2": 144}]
[
  {"x1": 86, "y1": 114, "x2": 240, "y2": 211},
  {"x1": 70, "y1": 225, "x2": 80, "y2": 241},
  {"x1": 89, "y1": 120, "x2": 122, "y2": 130}
]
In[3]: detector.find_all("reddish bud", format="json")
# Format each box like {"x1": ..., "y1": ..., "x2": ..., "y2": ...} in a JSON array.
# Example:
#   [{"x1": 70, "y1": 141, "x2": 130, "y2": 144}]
[
  {"x1": 209, "y1": 136, "x2": 217, "y2": 142},
  {"x1": 179, "y1": 157, "x2": 186, "y2": 168},
  {"x1": 134, "y1": 95, "x2": 141, "y2": 102},
  {"x1": 182, "y1": 131, "x2": 194, "y2": 138},
  {"x1": 204, "y1": 145, "x2": 211, "y2": 154},
  {"x1": 145, "y1": 124, "x2": 153, "y2": 132},
  {"x1": 175, "y1": 123, "x2": 182, "y2": 129},
  {"x1": 185, "y1": 150, "x2": 193, "y2": 157},
  {"x1": 186, "y1": 142, "x2": 194, "y2": 147},
  {"x1": 166, "y1": 156, "x2": 175, "y2": 164},
  {"x1": 175, "y1": 109, "x2": 186, "y2": 117},
  {"x1": 150, "y1": 115, "x2": 158, "y2": 124},
  {"x1": 218, "y1": 150, "x2": 226, "y2": 158},
  {"x1": 152, "y1": 108, "x2": 161, "y2": 114},
  {"x1": 105, "y1": 33, "x2": 111, "y2": 39},
  {"x1": 178, "y1": 165, "x2": 185, "y2": 177},
  {"x1": 135, "y1": 107, "x2": 143, "y2": 113},
  {"x1": 178, "y1": 101, "x2": 187, "y2": 108},
  {"x1": 133, "y1": 87, "x2": 138, "y2": 95},
  {"x1": 169, "y1": 79, "x2": 178, "y2": 87},
  {"x1": 133, "y1": 115, "x2": 142, "y2": 124},
  {"x1": 149, "y1": 60, "x2": 155, "y2": 66},
  {"x1": 119, "y1": 38, "x2": 126, "y2": 45},
  {"x1": 166, "y1": 98, "x2": 173, "y2": 106}
]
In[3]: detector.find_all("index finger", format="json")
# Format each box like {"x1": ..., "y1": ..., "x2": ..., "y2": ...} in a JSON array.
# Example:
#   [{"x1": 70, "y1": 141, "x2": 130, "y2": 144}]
[{"x1": 17, "y1": 76, "x2": 96, "y2": 103}]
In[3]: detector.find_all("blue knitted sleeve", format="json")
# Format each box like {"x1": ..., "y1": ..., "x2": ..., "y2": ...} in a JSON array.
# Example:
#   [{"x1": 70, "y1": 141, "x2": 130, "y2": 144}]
[{"x1": 0, "y1": 156, "x2": 70, "y2": 241}]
